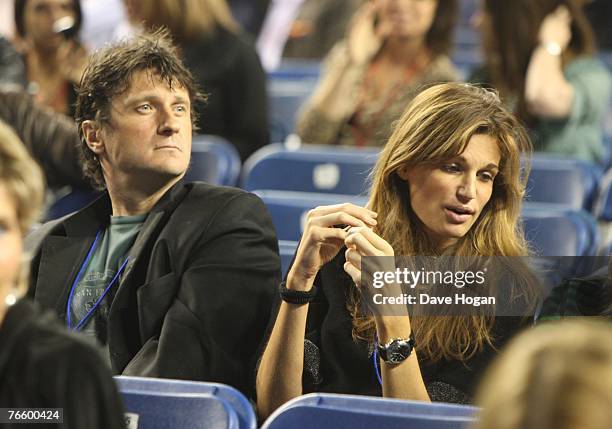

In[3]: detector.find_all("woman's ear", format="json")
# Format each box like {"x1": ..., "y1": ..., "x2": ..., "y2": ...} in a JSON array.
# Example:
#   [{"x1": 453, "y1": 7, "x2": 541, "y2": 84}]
[
  {"x1": 81, "y1": 120, "x2": 104, "y2": 155},
  {"x1": 397, "y1": 165, "x2": 411, "y2": 181}
]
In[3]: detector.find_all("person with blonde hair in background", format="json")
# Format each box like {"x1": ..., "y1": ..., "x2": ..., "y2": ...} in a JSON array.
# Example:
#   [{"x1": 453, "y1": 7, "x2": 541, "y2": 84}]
[
  {"x1": 296, "y1": 0, "x2": 459, "y2": 147},
  {"x1": 472, "y1": 320, "x2": 612, "y2": 429},
  {"x1": 257, "y1": 83, "x2": 540, "y2": 418},
  {"x1": 0, "y1": 120, "x2": 125, "y2": 428},
  {"x1": 124, "y1": 0, "x2": 269, "y2": 160}
]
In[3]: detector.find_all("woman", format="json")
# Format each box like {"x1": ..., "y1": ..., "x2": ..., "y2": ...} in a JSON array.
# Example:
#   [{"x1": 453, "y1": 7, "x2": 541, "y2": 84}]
[
  {"x1": 296, "y1": 0, "x2": 459, "y2": 147},
  {"x1": 0, "y1": 120, "x2": 124, "y2": 428},
  {"x1": 472, "y1": 0, "x2": 611, "y2": 163},
  {"x1": 472, "y1": 320, "x2": 612, "y2": 429},
  {"x1": 14, "y1": 0, "x2": 89, "y2": 116},
  {"x1": 125, "y1": 0, "x2": 269, "y2": 161},
  {"x1": 257, "y1": 83, "x2": 540, "y2": 418}
]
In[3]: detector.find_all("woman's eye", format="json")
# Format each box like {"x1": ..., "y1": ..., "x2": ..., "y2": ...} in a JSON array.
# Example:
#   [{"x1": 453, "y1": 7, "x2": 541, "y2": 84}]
[
  {"x1": 479, "y1": 172, "x2": 495, "y2": 182},
  {"x1": 174, "y1": 105, "x2": 187, "y2": 113},
  {"x1": 136, "y1": 104, "x2": 152, "y2": 112},
  {"x1": 442, "y1": 163, "x2": 461, "y2": 173}
]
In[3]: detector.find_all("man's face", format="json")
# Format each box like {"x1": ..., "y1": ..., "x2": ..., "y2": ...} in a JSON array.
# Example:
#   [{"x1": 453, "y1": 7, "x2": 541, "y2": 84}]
[{"x1": 95, "y1": 69, "x2": 192, "y2": 189}]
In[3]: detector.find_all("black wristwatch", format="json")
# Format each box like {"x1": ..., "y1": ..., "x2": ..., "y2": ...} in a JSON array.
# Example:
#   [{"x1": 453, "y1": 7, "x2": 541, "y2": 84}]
[{"x1": 377, "y1": 335, "x2": 415, "y2": 365}]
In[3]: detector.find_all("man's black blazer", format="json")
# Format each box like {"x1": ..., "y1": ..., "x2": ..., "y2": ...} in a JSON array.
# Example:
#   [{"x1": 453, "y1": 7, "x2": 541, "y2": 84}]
[{"x1": 27, "y1": 181, "x2": 281, "y2": 397}]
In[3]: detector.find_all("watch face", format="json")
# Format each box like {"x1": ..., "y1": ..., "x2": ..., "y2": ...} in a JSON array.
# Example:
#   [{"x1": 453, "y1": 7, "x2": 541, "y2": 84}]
[{"x1": 387, "y1": 340, "x2": 412, "y2": 364}]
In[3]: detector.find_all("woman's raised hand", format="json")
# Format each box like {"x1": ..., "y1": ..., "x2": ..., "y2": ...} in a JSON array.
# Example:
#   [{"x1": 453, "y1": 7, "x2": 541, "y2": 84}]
[
  {"x1": 287, "y1": 204, "x2": 377, "y2": 290},
  {"x1": 538, "y1": 5, "x2": 572, "y2": 52},
  {"x1": 57, "y1": 39, "x2": 89, "y2": 84},
  {"x1": 347, "y1": 2, "x2": 391, "y2": 65},
  {"x1": 343, "y1": 226, "x2": 394, "y2": 289}
]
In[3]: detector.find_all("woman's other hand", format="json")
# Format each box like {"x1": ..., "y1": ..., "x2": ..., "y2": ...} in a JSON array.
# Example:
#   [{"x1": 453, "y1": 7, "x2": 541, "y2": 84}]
[{"x1": 287, "y1": 204, "x2": 378, "y2": 290}]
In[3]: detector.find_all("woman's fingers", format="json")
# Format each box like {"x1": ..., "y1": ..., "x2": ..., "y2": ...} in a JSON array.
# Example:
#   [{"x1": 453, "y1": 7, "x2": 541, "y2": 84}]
[
  {"x1": 345, "y1": 227, "x2": 394, "y2": 256},
  {"x1": 307, "y1": 203, "x2": 377, "y2": 224},
  {"x1": 344, "y1": 247, "x2": 362, "y2": 270},
  {"x1": 343, "y1": 260, "x2": 361, "y2": 287},
  {"x1": 307, "y1": 224, "x2": 347, "y2": 243}
]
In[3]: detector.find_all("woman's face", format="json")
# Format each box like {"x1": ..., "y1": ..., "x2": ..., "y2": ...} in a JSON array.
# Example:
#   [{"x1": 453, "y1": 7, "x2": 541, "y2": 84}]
[
  {"x1": 0, "y1": 184, "x2": 22, "y2": 305},
  {"x1": 22, "y1": 0, "x2": 77, "y2": 50},
  {"x1": 399, "y1": 134, "x2": 500, "y2": 250},
  {"x1": 377, "y1": 0, "x2": 438, "y2": 40}
]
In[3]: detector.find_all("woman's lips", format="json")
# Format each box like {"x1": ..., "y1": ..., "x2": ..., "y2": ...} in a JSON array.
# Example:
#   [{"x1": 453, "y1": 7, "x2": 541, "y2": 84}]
[{"x1": 444, "y1": 207, "x2": 474, "y2": 224}]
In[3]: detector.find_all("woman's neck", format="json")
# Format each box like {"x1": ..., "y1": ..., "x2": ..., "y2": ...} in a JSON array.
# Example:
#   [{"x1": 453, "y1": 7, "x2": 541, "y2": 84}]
[
  {"x1": 28, "y1": 48, "x2": 60, "y2": 76},
  {"x1": 380, "y1": 36, "x2": 427, "y2": 64}
]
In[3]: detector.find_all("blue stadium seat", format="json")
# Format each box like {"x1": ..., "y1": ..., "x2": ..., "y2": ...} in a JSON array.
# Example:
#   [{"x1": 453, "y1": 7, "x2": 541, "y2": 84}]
[
  {"x1": 268, "y1": 59, "x2": 321, "y2": 81},
  {"x1": 260, "y1": 393, "x2": 477, "y2": 429},
  {"x1": 115, "y1": 376, "x2": 256, "y2": 429},
  {"x1": 267, "y1": 79, "x2": 318, "y2": 143},
  {"x1": 186, "y1": 135, "x2": 241, "y2": 186},
  {"x1": 45, "y1": 189, "x2": 100, "y2": 220},
  {"x1": 243, "y1": 144, "x2": 379, "y2": 194},
  {"x1": 526, "y1": 155, "x2": 602, "y2": 210},
  {"x1": 592, "y1": 168, "x2": 612, "y2": 222},
  {"x1": 120, "y1": 390, "x2": 239, "y2": 429},
  {"x1": 255, "y1": 190, "x2": 368, "y2": 241},
  {"x1": 522, "y1": 203, "x2": 599, "y2": 258},
  {"x1": 267, "y1": 60, "x2": 320, "y2": 144}
]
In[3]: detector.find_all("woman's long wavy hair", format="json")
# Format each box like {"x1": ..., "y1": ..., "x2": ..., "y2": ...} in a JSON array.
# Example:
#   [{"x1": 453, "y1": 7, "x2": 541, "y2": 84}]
[
  {"x1": 481, "y1": 0, "x2": 596, "y2": 124},
  {"x1": 349, "y1": 83, "x2": 539, "y2": 362}
]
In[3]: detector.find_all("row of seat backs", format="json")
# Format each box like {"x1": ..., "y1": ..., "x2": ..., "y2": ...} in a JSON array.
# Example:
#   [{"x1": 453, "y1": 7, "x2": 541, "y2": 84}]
[
  {"x1": 262, "y1": 393, "x2": 477, "y2": 429},
  {"x1": 47, "y1": 141, "x2": 608, "y2": 236},
  {"x1": 115, "y1": 376, "x2": 256, "y2": 429},
  {"x1": 262, "y1": 191, "x2": 600, "y2": 277},
  {"x1": 115, "y1": 377, "x2": 478, "y2": 429},
  {"x1": 242, "y1": 144, "x2": 604, "y2": 212}
]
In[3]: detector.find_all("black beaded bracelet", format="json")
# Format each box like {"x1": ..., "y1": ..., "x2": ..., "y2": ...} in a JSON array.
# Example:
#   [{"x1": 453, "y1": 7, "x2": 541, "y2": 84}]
[{"x1": 279, "y1": 281, "x2": 318, "y2": 304}]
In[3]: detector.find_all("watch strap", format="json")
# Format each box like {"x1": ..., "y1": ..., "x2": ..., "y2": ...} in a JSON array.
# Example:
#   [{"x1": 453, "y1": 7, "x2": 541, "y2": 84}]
[{"x1": 279, "y1": 281, "x2": 318, "y2": 304}]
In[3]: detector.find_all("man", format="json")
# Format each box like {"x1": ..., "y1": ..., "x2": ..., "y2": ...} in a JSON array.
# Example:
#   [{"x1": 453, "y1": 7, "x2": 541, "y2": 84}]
[{"x1": 27, "y1": 31, "x2": 280, "y2": 397}]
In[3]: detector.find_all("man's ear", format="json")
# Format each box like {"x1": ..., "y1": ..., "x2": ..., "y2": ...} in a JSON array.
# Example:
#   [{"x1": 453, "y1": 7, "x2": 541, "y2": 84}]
[
  {"x1": 397, "y1": 165, "x2": 410, "y2": 181},
  {"x1": 81, "y1": 120, "x2": 104, "y2": 154}
]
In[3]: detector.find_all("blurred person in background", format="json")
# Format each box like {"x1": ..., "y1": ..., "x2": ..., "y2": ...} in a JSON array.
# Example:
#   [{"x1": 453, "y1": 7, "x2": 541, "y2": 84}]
[
  {"x1": 472, "y1": 0, "x2": 611, "y2": 163},
  {"x1": 227, "y1": 0, "x2": 270, "y2": 37},
  {"x1": 125, "y1": 0, "x2": 269, "y2": 161},
  {"x1": 472, "y1": 320, "x2": 612, "y2": 429},
  {"x1": 296, "y1": 0, "x2": 459, "y2": 148},
  {"x1": 0, "y1": 36, "x2": 26, "y2": 87},
  {"x1": 0, "y1": 120, "x2": 125, "y2": 428},
  {"x1": 0, "y1": 87, "x2": 89, "y2": 190},
  {"x1": 13, "y1": 0, "x2": 89, "y2": 116}
]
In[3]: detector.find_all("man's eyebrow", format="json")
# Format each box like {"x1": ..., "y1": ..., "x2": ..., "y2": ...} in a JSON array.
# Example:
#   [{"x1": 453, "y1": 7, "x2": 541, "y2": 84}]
[{"x1": 123, "y1": 93, "x2": 190, "y2": 105}]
